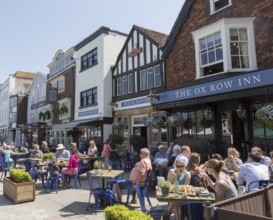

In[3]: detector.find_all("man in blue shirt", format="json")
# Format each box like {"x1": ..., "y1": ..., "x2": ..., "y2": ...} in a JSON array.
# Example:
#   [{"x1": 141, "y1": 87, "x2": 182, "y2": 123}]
[{"x1": 55, "y1": 144, "x2": 70, "y2": 159}]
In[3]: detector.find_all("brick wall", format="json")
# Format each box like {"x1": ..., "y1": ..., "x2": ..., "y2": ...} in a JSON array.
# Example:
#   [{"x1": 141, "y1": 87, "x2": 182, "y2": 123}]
[{"x1": 165, "y1": 0, "x2": 273, "y2": 89}]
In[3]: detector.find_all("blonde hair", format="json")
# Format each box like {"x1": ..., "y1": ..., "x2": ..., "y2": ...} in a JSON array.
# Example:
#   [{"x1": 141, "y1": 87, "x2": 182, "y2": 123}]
[
  {"x1": 228, "y1": 147, "x2": 240, "y2": 158},
  {"x1": 207, "y1": 159, "x2": 224, "y2": 173},
  {"x1": 41, "y1": 141, "x2": 48, "y2": 146}
]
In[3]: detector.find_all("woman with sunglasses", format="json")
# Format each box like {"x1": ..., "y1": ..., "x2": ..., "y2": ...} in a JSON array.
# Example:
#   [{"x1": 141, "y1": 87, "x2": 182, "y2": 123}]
[{"x1": 165, "y1": 159, "x2": 191, "y2": 220}]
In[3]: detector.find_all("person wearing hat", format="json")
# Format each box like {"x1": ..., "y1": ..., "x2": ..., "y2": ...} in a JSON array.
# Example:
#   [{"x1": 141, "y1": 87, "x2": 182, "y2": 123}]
[
  {"x1": 55, "y1": 144, "x2": 70, "y2": 159},
  {"x1": 154, "y1": 144, "x2": 169, "y2": 176}
]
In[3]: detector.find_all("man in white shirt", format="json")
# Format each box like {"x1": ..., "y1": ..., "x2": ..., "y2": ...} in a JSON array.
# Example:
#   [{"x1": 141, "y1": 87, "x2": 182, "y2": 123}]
[
  {"x1": 173, "y1": 145, "x2": 191, "y2": 169},
  {"x1": 236, "y1": 152, "x2": 269, "y2": 192}
]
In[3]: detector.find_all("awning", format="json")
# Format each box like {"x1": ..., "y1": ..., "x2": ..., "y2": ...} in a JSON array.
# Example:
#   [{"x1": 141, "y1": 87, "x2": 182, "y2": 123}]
[{"x1": 52, "y1": 118, "x2": 100, "y2": 131}]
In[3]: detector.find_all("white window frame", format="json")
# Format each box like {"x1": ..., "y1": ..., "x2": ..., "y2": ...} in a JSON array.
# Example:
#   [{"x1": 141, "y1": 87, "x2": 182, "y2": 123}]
[
  {"x1": 210, "y1": 0, "x2": 232, "y2": 14},
  {"x1": 117, "y1": 77, "x2": 122, "y2": 96},
  {"x1": 192, "y1": 18, "x2": 257, "y2": 79},
  {"x1": 140, "y1": 69, "x2": 147, "y2": 91},
  {"x1": 128, "y1": 73, "x2": 134, "y2": 94},
  {"x1": 147, "y1": 67, "x2": 154, "y2": 89},
  {"x1": 58, "y1": 79, "x2": 65, "y2": 93},
  {"x1": 154, "y1": 65, "x2": 162, "y2": 87}
]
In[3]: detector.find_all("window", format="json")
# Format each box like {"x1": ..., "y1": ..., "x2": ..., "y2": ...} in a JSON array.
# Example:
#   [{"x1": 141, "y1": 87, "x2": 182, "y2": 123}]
[
  {"x1": 81, "y1": 48, "x2": 98, "y2": 71},
  {"x1": 193, "y1": 18, "x2": 256, "y2": 78},
  {"x1": 210, "y1": 0, "x2": 232, "y2": 14},
  {"x1": 116, "y1": 73, "x2": 134, "y2": 96},
  {"x1": 58, "y1": 79, "x2": 65, "y2": 93},
  {"x1": 80, "y1": 87, "x2": 97, "y2": 107},
  {"x1": 140, "y1": 65, "x2": 162, "y2": 91}
]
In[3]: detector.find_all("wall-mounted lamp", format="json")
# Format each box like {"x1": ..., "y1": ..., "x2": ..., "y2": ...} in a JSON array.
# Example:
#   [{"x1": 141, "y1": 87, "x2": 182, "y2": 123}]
[
  {"x1": 108, "y1": 101, "x2": 118, "y2": 110},
  {"x1": 204, "y1": 107, "x2": 212, "y2": 120},
  {"x1": 147, "y1": 90, "x2": 160, "y2": 105},
  {"x1": 236, "y1": 104, "x2": 246, "y2": 119}
]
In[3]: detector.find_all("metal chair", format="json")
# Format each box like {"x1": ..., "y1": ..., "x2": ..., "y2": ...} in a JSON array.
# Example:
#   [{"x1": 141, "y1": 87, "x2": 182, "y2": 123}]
[
  {"x1": 45, "y1": 163, "x2": 64, "y2": 193},
  {"x1": 135, "y1": 184, "x2": 166, "y2": 220},
  {"x1": 0, "y1": 157, "x2": 11, "y2": 181},
  {"x1": 86, "y1": 171, "x2": 105, "y2": 214},
  {"x1": 247, "y1": 180, "x2": 269, "y2": 192},
  {"x1": 180, "y1": 202, "x2": 205, "y2": 220},
  {"x1": 28, "y1": 159, "x2": 47, "y2": 188}
]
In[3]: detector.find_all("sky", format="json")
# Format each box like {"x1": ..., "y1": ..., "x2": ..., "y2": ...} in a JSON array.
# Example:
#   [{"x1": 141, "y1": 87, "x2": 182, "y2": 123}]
[{"x1": 0, "y1": 0, "x2": 185, "y2": 84}]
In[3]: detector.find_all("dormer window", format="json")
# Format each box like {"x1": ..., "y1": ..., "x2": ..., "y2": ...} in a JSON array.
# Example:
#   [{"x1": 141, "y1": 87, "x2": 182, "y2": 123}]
[{"x1": 210, "y1": 0, "x2": 232, "y2": 14}]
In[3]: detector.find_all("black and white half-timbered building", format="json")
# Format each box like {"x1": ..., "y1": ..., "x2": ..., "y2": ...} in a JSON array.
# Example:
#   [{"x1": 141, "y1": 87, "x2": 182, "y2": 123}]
[{"x1": 112, "y1": 25, "x2": 168, "y2": 149}]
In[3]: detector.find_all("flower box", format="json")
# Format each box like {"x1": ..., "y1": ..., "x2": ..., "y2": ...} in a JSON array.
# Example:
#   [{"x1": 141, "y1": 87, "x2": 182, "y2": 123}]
[{"x1": 3, "y1": 177, "x2": 35, "y2": 203}]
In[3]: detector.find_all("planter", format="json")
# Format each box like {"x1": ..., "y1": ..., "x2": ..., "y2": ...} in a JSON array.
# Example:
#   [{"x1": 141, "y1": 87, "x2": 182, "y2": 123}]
[
  {"x1": 3, "y1": 177, "x2": 35, "y2": 203},
  {"x1": 161, "y1": 188, "x2": 170, "y2": 197}
]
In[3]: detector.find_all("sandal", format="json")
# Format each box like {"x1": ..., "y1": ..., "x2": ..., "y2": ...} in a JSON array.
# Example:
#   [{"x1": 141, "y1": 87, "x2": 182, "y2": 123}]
[{"x1": 130, "y1": 199, "x2": 138, "y2": 204}]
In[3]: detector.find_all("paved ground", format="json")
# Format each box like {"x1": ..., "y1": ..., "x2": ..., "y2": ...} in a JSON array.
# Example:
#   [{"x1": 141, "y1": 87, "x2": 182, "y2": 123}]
[{"x1": 0, "y1": 172, "x2": 171, "y2": 220}]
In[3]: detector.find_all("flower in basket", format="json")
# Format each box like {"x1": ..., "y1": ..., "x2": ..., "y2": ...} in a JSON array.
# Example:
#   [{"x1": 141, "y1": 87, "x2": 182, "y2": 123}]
[
  {"x1": 167, "y1": 113, "x2": 182, "y2": 127},
  {"x1": 146, "y1": 115, "x2": 167, "y2": 129},
  {"x1": 256, "y1": 105, "x2": 273, "y2": 121}
]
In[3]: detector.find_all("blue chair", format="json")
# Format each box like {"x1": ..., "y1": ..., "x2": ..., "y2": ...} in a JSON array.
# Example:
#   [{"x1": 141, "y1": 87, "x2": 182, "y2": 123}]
[
  {"x1": 180, "y1": 202, "x2": 205, "y2": 220},
  {"x1": 106, "y1": 161, "x2": 123, "y2": 190},
  {"x1": 247, "y1": 180, "x2": 269, "y2": 192},
  {"x1": 86, "y1": 171, "x2": 105, "y2": 214},
  {"x1": 0, "y1": 157, "x2": 11, "y2": 181},
  {"x1": 45, "y1": 163, "x2": 64, "y2": 193},
  {"x1": 63, "y1": 160, "x2": 82, "y2": 188},
  {"x1": 135, "y1": 184, "x2": 166, "y2": 220},
  {"x1": 28, "y1": 159, "x2": 48, "y2": 188}
]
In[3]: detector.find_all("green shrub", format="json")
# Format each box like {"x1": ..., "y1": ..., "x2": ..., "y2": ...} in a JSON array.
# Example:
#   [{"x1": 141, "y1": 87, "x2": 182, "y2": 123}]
[
  {"x1": 109, "y1": 133, "x2": 124, "y2": 146},
  {"x1": 129, "y1": 134, "x2": 146, "y2": 152},
  {"x1": 105, "y1": 204, "x2": 152, "y2": 220},
  {"x1": 9, "y1": 169, "x2": 32, "y2": 183}
]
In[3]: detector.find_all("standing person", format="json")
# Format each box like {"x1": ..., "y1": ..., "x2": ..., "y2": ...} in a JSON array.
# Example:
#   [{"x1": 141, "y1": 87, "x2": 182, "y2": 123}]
[
  {"x1": 2, "y1": 145, "x2": 14, "y2": 167},
  {"x1": 61, "y1": 147, "x2": 80, "y2": 188},
  {"x1": 102, "y1": 139, "x2": 114, "y2": 169},
  {"x1": 236, "y1": 152, "x2": 269, "y2": 192},
  {"x1": 87, "y1": 140, "x2": 98, "y2": 157},
  {"x1": 116, "y1": 148, "x2": 152, "y2": 204},
  {"x1": 199, "y1": 159, "x2": 238, "y2": 202}
]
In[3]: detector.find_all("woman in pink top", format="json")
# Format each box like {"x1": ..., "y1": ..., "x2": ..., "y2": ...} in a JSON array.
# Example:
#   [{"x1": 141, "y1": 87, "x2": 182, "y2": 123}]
[
  {"x1": 62, "y1": 148, "x2": 80, "y2": 187},
  {"x1": 102, "y1": 139, "x2": 113, "y2": 169}
]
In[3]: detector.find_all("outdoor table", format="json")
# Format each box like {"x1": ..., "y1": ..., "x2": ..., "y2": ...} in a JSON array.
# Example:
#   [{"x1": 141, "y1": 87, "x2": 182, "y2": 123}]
[
  {"x1": 88, "y1": 169, "x2": 124, "y2": 189},
  {"x1": 12, "y1": 152, "x2": 29, "y2": 167},
  {"x1": 155, "y1": 186, "x2": 215, "y2": 203}
]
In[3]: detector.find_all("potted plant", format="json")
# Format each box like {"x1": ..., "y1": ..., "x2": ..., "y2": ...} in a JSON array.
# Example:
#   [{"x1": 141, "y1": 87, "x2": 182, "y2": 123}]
[
  {"x1": 93, "y1": 160, "x2": 100, "y2": 174},
  {"x1": 158, "y1": 180, "x2": 171, "y2": 197},
  {"x1": 3, "y1": 169, "x2": 35, "y2": 203},
  {"x1": 129, "y1": 134, "x2": 146, "y2": 153}
]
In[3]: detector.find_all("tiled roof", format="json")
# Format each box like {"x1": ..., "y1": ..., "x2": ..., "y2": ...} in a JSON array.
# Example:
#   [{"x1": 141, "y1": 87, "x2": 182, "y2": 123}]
[{"x1": 134, "y1": 25, "x2": 168, "y2": 47}]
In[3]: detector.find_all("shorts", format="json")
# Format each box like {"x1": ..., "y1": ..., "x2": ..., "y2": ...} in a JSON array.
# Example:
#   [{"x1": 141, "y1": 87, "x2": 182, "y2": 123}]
[{"x1": 117, "y1": 179, "x2": 133, "y2": 191}]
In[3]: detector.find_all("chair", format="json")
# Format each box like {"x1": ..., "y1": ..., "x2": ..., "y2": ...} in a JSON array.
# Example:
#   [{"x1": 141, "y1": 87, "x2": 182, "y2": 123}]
[
  {"x1": 45, "y1": 163, "x2": 64, "y2": 193},
  {"x1": 0, "y1": 157, "x2": 11, "y2": 181},
  {"x1": 63, "y1": 160, "x2": 82, "y2": 188},
  {"x1": 135, "y1": 184, "x2": 166, "y2": 220},
  {"x1": 106, "y1": 161, "x2": 123, "y2": 190},
  {"x1": 86, "y1": 171, "x2": 105, "y2": 214},
  {"x1": 247, "y1": 180, "x2": 269, "y2": 192},
  {"x1": 28, "y1": 159, "x2": 47, "y2": 188},
  {"x1": 180, "y1": 202, "x2": 205, "y2": 220}
]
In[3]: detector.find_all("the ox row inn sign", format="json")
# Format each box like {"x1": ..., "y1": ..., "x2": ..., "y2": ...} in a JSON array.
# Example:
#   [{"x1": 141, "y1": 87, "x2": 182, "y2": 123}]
[{"x1": 154, "y1": 68, "x2": 273, "y2": 104}]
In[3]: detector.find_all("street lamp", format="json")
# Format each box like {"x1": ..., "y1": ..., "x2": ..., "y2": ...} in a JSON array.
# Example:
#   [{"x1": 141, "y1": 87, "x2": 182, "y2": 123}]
[
  {"x1": 147, "y1": 90, "x2": 160, "y2": 105},
  {"x1": 204, "y1": 107, "x2": 212, "y2": 120},
  {"x1": 236, "y1": 104, "x2": 246, "y2": 119}
]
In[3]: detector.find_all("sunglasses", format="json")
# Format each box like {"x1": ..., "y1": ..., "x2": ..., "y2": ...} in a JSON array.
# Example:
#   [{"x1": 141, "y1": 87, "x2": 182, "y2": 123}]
[{"x1": 176, "y1": 165, "x2": 185, "y2": 168}]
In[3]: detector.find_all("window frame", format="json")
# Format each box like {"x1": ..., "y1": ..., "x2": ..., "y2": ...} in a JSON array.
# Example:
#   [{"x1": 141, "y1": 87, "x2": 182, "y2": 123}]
[
  {"x1": 192, "y1": 18, "x2": 256, "y2": 79},
  {"x1": 57, "y1": 79, "x2": 65, "y2": 93},
  {"x1": 81, "y1": 48, "x2": 98, "y2": 71},
  {"x1": 80, "y1": 87, "x2": 98, "y2": 107},
  {"x1": 210, "y1": 0, "x2": 232, "y2": 14}
]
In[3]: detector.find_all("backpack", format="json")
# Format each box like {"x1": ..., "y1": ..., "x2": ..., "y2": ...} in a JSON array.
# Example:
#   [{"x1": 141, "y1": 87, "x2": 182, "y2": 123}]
[{"x1": 104, "y1": 189, "x2": 121, "y2": 206}]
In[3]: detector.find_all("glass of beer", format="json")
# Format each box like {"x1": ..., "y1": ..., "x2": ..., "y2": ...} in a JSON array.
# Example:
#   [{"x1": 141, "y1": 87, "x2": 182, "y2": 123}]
[{"x1": 108, "y1": 165, "x2": 112, "y2": 172}]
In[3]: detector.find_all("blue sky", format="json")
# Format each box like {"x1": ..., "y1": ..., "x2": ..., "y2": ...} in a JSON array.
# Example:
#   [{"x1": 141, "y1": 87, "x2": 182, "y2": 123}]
[{"x1": 0, "y1": 0, "x2": 185, "y2": 84}]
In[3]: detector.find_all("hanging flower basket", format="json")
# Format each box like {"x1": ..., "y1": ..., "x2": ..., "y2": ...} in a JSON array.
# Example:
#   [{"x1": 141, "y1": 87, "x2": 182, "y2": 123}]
[
  {"x1": 256, "y1": 105, "x2": 273, "y2": 121},
  {"x1": 146, "y1": 115, "x2": 167, "y2": 129},
  {"x1": 112, "y1": 119, "x2": 127, "y2": 129},
  {"x1": 167, "y1": 113, "x2": 182, "y2": 127}
]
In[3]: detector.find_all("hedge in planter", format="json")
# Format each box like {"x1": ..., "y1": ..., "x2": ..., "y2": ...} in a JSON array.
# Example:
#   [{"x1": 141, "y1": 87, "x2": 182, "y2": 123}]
[{"x1": 3, "y1": 169, "x2": 35, "y2": 203}]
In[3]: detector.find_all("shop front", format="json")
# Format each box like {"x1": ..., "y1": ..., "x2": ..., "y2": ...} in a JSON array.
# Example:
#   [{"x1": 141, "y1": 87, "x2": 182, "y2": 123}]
[{"x1": 153, "y1": 68, "x2": 273, "y2": 161}]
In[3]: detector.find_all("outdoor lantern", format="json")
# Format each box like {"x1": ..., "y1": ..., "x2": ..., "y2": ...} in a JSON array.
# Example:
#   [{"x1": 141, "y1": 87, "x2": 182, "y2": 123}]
[
  {"x1": 236, "y1": 104, "x2": 246, "y2": 119},
  {"x1": 204, "y1": 107, "x2": 212, "y2": 120}
]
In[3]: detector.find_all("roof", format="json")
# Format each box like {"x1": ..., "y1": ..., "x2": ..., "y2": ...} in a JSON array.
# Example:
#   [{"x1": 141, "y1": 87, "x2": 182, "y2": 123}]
[
  {"x1": 162, "y1": 0, "x2": 195, "y2": 57},
  {"x1": 14, "y1": 71, "x2": 36, "y2": 79},
  {"x1": 134, "y1": 25, "x2": 168, "y2": 47},
  {"x1": 74, "y1": 26, "x2": 127, "y2": 51}
]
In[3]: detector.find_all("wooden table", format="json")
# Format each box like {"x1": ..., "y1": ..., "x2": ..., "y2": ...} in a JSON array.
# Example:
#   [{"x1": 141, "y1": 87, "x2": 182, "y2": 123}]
[
  {"x1": 156, "y1": 186, "x2": 215, "y2": 203},
  {"x1": 12, "y1": 153, "x2": 29, "y2": 167},
  {"x1": 88, "y1": 169, "x2": 124, "y2": 189}
]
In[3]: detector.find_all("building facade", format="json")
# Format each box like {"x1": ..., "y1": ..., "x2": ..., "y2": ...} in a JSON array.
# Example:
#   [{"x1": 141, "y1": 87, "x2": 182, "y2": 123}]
[
  {"x1": 112, "y1": 25, "x2": 168, "y2": 150},
  {"x1": 74, "y1": 26, "x2": 127, "y2": 151},
  {"x1": 153, "y1": 0, "x2": 273, "y2": 160}
]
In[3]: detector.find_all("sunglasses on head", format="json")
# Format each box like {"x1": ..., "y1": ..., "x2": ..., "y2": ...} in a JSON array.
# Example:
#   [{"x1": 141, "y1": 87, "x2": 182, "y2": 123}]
[{"x1": 176, "y1": 165, "x2": 185, "y2": 168}]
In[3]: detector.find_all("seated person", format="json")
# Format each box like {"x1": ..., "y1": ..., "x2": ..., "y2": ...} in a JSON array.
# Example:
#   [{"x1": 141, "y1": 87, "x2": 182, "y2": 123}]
[
  {"x1": 199, "y1": 159, "x2": 238, "y2": 202},
  {"x1": 154, "y1": 144, "x2": 169, "y2": 176},
  {"x1": 249, "y1": 146, "x2": 271, "y2": 167},
  {"x1": 41, "y1": 141, "x2": 50, "y2": 153},
  {"x1": 30, "y1": 144, "x2": 43, "y2": 158},
  {"x1": 236, "y1": 151, "x2": 269, "y2": 192},
  {"x1": 116, "y1": 148, "x2": 152, "y2": 204},
  {"x1": 55, "y1": 144, "x2": 70, "y2": 160},
  {"x1": 224, "y1": 147, "x2": 242, "y2": 172},
  {"x1": 166, "y1": 159, "x2": 191, "y2": 220},
  {"x1": 168, "y1": 144, "x2": 181, "y2": 167}
]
